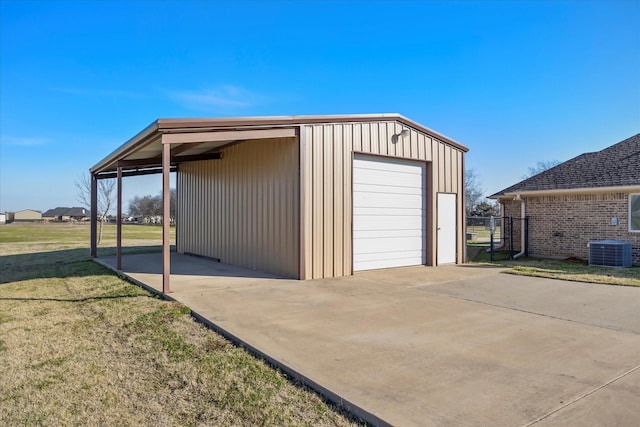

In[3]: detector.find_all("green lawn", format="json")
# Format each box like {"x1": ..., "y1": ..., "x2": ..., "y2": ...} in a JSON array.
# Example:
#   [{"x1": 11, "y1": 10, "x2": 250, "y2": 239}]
[
  {"x1": 0, "y1": 223, "x2": 359, "y2": 426},
  {"x1": 466, "y1": 225, "x2": 502, "y2": 241},
  {"x1": 468, "y1": 243, "x2": 640, "y2": 287}
]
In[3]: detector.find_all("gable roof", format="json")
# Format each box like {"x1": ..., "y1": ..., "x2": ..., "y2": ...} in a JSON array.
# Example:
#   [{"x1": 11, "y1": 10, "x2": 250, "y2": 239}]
[
  {"x1": 491, "y1": 133, "x2": 640, "y2": 197},
  {"x1": 90, "y1": 113, "x2": 468, "y2": 175}
]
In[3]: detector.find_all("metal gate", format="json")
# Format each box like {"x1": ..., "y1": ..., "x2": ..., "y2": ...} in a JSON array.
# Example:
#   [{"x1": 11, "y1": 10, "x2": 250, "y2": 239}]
[{"x1": 466, "y1": 216, "x2": 529, "y2": 261}]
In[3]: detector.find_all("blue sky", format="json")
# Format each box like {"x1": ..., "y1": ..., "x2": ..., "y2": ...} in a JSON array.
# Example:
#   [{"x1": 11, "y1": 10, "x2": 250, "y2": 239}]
[{"x1": 1, "y1": 0, "x2": 639, "y2": 213}]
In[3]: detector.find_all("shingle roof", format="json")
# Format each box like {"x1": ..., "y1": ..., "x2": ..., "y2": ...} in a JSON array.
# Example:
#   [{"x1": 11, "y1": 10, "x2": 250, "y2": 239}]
[
  {"x1": 43, "y1": 207, "x2": 68, "y2": 217},
  {"x1": 64, "y1": 207, "x2": 89, "y2": 216},
  {"x1": 43, "y1": 207, "x2": 89, "y2": 217},
  {"x1": 491, "y1": 133, "x2": 640, "y2": 197}
]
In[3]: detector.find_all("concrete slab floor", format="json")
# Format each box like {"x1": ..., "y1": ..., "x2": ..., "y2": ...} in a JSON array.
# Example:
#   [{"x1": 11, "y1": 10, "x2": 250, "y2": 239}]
[{"x1": 97, "y1": 253, "x2": 640, "y2": 427}]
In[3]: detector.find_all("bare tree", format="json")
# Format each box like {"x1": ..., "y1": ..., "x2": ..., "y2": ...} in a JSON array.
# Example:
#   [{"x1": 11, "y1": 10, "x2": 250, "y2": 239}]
[
  {"x1": 129, "y1": 195, "x2": 160, "y2": 223},
  {"x1": 470, "y1": 199, "x2": 500, "y2": 217},
  {"x1": 465, "y1": 169, "x2": 485, "y2": 216},
  {"x1": 522, "y1": 160, "x2": 560, "y2": 179},
  {"x1": 76, "y1": 173, "x2": 115, "y2": 244},
  {"x1": 129, "y1": 189, "x2": 177, "y2": 224}
]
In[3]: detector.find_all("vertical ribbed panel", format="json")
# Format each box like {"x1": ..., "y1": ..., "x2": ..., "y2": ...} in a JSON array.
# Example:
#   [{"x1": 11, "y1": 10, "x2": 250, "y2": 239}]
[
  {"x1": 176, "y1": 137, "x2": 299, "y2": 278},
  {"x1": 302, "y1": 121, "x2": 465, "y2": 279}
]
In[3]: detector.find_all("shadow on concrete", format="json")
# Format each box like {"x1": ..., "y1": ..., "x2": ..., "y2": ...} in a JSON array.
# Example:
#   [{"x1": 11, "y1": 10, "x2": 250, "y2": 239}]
[{"x1": 99, "y1": 251, "x2": 286, "y2": 280}]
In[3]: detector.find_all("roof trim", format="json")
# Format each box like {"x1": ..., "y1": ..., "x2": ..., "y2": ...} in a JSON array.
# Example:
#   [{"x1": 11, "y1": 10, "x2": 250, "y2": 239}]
[
  {"x1": 490, "y1": 185, "x2": 640, "y2": 199},
  {"x1": 490, "y1": 133, "x2": 639, "y2": 197},
  {"x1": 91, "y1": 120, "x2": 160, "y2": 174},
  {"x1": 91, "y1": 114, "x2": 468, "y2": 174},
  {"x1": 156, "y1": 114, "x2": 467, "y2": 151}
]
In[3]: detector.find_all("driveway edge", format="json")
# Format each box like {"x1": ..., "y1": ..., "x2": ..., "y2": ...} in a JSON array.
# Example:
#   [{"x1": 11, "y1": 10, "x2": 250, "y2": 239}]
[{"x1": 94, "y1": 258, "x2": 391, "y2": 427}]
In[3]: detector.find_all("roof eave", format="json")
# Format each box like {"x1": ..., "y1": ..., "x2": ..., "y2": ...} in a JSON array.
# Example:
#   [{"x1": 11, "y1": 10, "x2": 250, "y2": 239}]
[
  {"x1": 157, "y1": 113, "x2": 468, "y2": 152},
  {"x1": 91, "y1": 114, "x2": 468, "y2": 176},
  {"x1": 490, "y1": 185, "x2": 640, "y2": 199},
  {"x1": 90, "y1": 120, "x2": 160, "y2": 174}
]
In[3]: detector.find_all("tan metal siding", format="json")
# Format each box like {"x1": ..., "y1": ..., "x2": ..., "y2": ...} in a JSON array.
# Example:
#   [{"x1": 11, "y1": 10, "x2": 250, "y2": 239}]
[
  {"x1": 301, "y1": 121, "x2": 465, "y2": 279},
  {"x1": 176, "y1": 137, "x2": 299, "y2": 278},
  {"x1": 14, "y1": 209, "x2": 42, "y2": 221}
]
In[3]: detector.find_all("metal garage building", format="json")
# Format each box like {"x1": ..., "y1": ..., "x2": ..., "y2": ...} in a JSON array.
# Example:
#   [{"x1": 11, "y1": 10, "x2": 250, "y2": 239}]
[{"x1": 90, "y1": 114, "x2": 468, "y2": 290}]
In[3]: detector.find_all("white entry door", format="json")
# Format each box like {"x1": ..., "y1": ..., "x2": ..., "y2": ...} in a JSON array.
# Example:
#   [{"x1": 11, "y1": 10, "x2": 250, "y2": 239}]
[
  {"x1": 353, "y1": 155, "x2": 426, "y2": 271},
  {"x1": 437, "y1": 193, "x2": 457, "y2": 264}
]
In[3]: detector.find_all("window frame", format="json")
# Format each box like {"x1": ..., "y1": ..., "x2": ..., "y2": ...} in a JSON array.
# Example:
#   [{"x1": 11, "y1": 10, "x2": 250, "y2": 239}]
[{"x1": 630, "y1": 194, "x2": 640, "y2": 232}]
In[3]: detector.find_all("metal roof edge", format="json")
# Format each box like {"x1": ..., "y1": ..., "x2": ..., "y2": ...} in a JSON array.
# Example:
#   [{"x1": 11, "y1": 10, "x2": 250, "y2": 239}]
[
  {"x1": 157, "y1": 113, "x2": 468, "y2": 152},
  {"x1": 90, "y1": 120, "x2": 160, "y2": 174},
  {"x1": 92, "y1": 114, "x2": 468, "y2": 174}
]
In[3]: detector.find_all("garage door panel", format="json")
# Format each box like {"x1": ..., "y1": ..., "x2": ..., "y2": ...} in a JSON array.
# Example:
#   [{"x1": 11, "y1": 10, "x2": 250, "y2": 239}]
[
  {"x1": 354, "y1": 192, "x2": 423, "y2": 208},
  {"x1": 353, "y1": 215, "x2": 423, "y2": 231},
  {"x1": 354, "y1": 236, "x2": 423, "y2": 254},
  {"x1": 353, "y1": 155, "x2": 426, "y2": 272},
  {"x1": 355, "y1": 258, "x2": 423, "y2": 271},
  {"x1": 354, "y1": 171, "x2": 424, "y2": 189},
  {"x1": 354, "y1": 157, "x2": 424, "y2": 174},
  {"x1": 353, "y1": 207, "x2": 423, "y2": 217},
  {"x1": 353, "y1": 182, "x2": 423, "y2": 196},
  {"x1": 354, "y1": 229, "x2": 423, "y2": 239}
]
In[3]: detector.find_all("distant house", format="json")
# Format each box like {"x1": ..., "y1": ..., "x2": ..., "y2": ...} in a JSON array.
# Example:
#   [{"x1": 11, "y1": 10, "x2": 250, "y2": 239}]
[
  {"x1": 490, "y1": 133, "x2": 640, "y2": 264},
  {"x1": 43, "y1": 207, "x2": 90, "y2": 222},
  {"x1": 14, "y1": 209, "x2": 42, "y2": 222},
  {"x1": 0, "y1": 213, "x2": 6, "y2": 224},
  {"x1": 43, "y1": 207, "x2": 67, "y2": 221}
]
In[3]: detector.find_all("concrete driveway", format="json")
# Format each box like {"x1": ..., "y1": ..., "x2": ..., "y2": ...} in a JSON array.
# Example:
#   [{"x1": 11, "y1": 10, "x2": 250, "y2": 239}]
[{"x1": 98, "y1": 254, "x2": 640, "y2": 426}]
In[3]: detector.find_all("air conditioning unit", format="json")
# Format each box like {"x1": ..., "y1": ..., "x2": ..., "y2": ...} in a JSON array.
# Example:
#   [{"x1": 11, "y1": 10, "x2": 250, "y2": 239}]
[{"x1": 588, "y1": 240, "x2": 632, "y2": 268}]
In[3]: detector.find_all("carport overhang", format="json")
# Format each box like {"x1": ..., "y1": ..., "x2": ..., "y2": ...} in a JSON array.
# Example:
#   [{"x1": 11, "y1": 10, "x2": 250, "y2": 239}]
[{"x1": 90, "y1": 114, "x2": 468, "y2": 293}]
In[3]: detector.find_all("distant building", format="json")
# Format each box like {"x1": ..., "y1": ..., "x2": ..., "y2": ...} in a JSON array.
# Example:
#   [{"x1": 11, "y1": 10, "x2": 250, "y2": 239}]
[
  {"x1": 0, "y1": 213, "x2": 6, "y2": 224},
  {"x1": 14, "y1": 209, "x2": 42, "y2": 222},
  {"x1": 43, "y1": 207, "x2": 90, "y2": 222}
]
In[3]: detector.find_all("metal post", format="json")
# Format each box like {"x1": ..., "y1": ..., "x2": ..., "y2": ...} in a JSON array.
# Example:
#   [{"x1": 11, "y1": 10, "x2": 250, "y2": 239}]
[
  {"x1": 509, "y1": 217, "x2": 514, "y2": 260},
  {"x1": 90, "y1": 174, "x2": 98, "y2": 258},
  {"x1": 490, "y1": 233, "x2": 494, "y2": 261},
  {"x1": 162, "y1": 141, "x2": 171, "y2": 293},
  {"x1": 524, "y1": 216, "x2": 529, "y2": 256},
  {"x1": 116, "y1": 166, "x2": 122, "y2": 270},
  {"x1": 489, "y1": 216, "x2": 495, "y2": 262}
]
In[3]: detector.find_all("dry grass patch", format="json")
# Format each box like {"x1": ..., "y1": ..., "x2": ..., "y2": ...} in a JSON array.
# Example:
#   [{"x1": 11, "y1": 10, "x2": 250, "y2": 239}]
[{"x1": 0, "y1": 224, "x2": 360, "y2": 426}]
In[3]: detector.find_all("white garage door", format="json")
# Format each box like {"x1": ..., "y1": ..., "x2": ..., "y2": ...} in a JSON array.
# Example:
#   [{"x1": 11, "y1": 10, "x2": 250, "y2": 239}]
[{"x1": 353, "y1": 155, "x2": 426, "y2": 271}]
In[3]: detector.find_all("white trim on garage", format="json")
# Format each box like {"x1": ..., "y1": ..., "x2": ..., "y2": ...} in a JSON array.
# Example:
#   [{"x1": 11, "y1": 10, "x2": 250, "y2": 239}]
[{"x1": 353, "y1": 155, "x2": 426, "y2": 271}]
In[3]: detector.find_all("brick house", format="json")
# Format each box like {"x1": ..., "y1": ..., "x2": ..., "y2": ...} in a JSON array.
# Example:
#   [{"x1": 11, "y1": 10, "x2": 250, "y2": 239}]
[
  {"x1": 43, "y1": 207, "x2": 90, "y2": 222},
  {"x1": 490, "y1": 133, "x2": 640, "y2": 265}
]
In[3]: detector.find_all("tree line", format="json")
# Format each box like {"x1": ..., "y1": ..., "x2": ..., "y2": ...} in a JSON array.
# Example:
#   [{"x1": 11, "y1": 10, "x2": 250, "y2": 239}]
[{"x1": 128, "y1": 189, "x2": 177, "y2": 224}]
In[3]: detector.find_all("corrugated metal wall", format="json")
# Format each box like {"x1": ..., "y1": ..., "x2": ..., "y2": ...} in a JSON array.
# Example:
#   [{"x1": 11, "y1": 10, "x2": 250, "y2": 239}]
[
  {"x1": 301, "y1": 121, "x2": 465, "y2": 279},
  {"x1": 176, "y1": 137, "x2": 300, "y2": 278}
]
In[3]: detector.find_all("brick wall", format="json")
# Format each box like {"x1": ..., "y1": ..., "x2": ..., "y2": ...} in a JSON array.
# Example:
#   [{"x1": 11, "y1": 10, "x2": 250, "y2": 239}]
[{"x1": 501, "y1": 192, "x2": 640, "y2": 264}]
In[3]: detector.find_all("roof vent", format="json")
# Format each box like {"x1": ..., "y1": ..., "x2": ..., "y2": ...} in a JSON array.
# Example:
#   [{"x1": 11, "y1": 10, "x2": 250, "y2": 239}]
[{"x1": 588, "y1": 240, "x2": 632, "y2": 268}]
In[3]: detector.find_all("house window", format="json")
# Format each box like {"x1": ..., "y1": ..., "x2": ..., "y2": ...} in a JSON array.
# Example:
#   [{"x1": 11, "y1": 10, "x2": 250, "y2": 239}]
[{"x1": 630, "y1": 194, "x2": 640, "y2": 232}]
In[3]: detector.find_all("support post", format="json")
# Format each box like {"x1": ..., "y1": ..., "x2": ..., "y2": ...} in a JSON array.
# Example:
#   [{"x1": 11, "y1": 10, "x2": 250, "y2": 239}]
[
  {"x1": 524, "y1": 216, "x2": 529, "y2": 256},
  {"x1": 490, "y1": 233, "x2": 494, "y2": 261},
  {"x1": 162, "y1": 141, "x2": 171, "y2": 293},
  {"x1": 90, "y1": 174, "x2": 98, "y2": 257},
  {"x1": 116, "y1": 167, "x2": 123, "y2": 270},
  {"x1": 509, "y1": 217, "x2": 514, "y2": 260}
]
